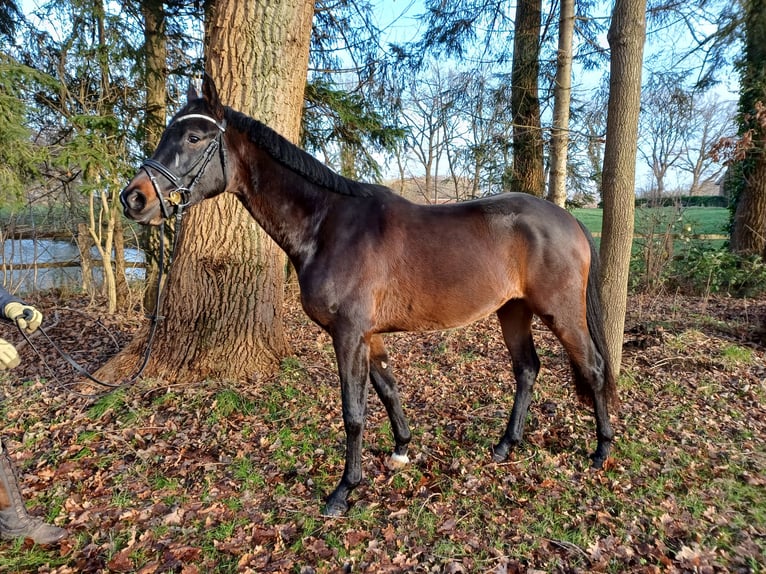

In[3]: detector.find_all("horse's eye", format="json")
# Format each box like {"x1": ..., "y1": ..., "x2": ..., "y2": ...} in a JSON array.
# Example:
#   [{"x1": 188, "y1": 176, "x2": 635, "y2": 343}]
[{"x1": 187, "y1": 134, "x2": 201, "y2": 144}]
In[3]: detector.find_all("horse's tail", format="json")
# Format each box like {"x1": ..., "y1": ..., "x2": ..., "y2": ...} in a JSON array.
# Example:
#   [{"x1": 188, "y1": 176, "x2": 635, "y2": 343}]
[{"x1": 574, "y1": 219, "x2": 619, "y2": 409}]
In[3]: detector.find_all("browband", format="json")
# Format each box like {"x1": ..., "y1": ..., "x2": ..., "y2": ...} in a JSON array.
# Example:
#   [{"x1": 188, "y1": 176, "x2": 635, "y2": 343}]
[{"x1": 173, "y1": 113, "x2": 227, "y2": 132}]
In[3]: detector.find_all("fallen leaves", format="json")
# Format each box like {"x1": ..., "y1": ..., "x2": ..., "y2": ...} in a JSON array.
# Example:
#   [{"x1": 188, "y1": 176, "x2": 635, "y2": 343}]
[{"x1": 0, "y1": 291, "x2": 764, "y2": 572}]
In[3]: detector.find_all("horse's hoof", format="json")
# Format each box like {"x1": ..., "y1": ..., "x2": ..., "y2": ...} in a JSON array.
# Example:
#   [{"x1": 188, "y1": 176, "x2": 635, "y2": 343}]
[
  {"x1": 321, "y1": 499, "x2": 348, "y2": 517},
  {"x1": 590, "y1": 453, "x2": 607, "y2": 470},
  {"x1": 491, "y1": 445, "x2": 508, "y2": 463},
  {"x1": 388, "y1": 452, "x2": 409, "y2": 469},
  {"x1": 590, "y1": 443, "x2": 612, "y2": 469}
]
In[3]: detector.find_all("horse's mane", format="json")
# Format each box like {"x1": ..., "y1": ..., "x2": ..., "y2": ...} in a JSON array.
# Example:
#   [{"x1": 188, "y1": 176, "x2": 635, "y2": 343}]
[{"x1": 224, "y1": 107, "x2": 380, "y2": 199}]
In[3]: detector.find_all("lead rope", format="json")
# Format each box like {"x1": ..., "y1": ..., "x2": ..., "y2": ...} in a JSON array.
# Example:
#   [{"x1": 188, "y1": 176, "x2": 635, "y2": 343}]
[{"x1": 16, "y1": 209, "x2": 185, "y2": 397}]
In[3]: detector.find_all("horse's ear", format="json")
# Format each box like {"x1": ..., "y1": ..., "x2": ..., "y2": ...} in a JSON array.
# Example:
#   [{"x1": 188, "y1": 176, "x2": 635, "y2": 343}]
[
  {"x1": 187, "y1": 81, "x2": 199, "y2": 102},
  {"x1": 202, "y1": 73, "x2": 225, "y2": 121}
]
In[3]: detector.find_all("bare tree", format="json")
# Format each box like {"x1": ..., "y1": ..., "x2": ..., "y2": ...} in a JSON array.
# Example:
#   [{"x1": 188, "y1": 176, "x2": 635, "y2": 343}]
[
  {"x1": 399, "y1": 66, "x2": 450, "y2": 202},
  {"x1": 682, "y1": 95, "x2": 735, "y2": 195},
  {"x1": 638, "y1": 72, "x2": 694, "y2": 199},
  {"x1": 448, "y1": 70, "x2": 513, "y2": 199}
]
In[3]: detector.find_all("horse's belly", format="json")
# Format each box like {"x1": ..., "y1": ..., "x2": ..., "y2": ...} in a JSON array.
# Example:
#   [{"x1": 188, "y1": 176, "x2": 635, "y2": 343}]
[{"x1": 376, "y1": 280, "x2": 513, "y2": 333}]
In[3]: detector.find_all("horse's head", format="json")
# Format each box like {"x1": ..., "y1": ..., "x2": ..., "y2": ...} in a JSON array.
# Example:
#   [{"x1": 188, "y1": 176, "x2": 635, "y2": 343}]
[{"x1": 121, "y1": 76, "x2": 228, "y2": 225}]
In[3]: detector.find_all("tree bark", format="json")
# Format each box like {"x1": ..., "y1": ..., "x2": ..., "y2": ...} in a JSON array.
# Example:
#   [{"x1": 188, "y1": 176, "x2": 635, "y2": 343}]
[
  {"x1": 510, "y1": 0, "x2": 544, "y2": 197},
  {"x1": 599, "y1": 0, "x2": 646, "y2": 376},
  {"x1": 730, "y1": 0, "x2": 766, "y2": 257},
  {"x1": 730, "y1": 156, "x2": 766, "y2": 255},
  {"x1": 76, "y1": 223, "x2": 95, "y2": 301},
  {"x1": 98, "y1": 0, "x2": 313, "y2": 383},
  {"x1": 141, "y1": 0, "x2": 169, "y2": 314},
  {"x1": 546, "y1": 0, "x2": 575, "y2": 207}
]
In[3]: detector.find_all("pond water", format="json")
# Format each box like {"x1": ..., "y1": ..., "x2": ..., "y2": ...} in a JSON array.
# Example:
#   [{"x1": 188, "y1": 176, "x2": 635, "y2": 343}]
[{"x1": 2, "y1": 239, "x2": 145, "y2": 294}]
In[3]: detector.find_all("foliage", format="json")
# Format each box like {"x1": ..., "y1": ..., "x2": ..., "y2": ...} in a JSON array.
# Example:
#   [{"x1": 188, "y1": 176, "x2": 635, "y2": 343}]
[
  {"x1": 417, "y1": 0, "x2": 607, "y2": 70},
  {"x1": 572, "y1": 205, "x2": 765, "y2": 296},
  {"x1": 0, "y1": 56, "x2": 54, "y2": 203},
  {"x1": 668, "y1": 247, "x2": 766, "y2": 296},
  {"x1": 635, "y1": 195, "x2": 729, "y2": 208},
  {"x1": 307, "y1": 0, "x2": 405, "y2": 181},
  {"x1": 577, "y1": 204, "x2": 764, "y2": 296},
  {"x1": 302, "y1": 80, "x2": 406, "y2": 181}
]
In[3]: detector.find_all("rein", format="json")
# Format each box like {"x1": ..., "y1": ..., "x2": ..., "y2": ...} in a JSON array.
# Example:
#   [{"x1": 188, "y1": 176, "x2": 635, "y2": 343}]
[
  {"x1": 19, "y1": 112, "x2": 227, "y2": 396},
  {"x1": 18, "y1": 218, "x2": 181, "y2": 397}
]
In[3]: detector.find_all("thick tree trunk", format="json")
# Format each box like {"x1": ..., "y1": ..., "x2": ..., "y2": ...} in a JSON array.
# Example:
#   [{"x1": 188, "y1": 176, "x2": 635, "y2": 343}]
[
  {"x1": 546, "y1": 0, "x2": 574, "y2": 207},
  {"x1": 730, "y1": 154, "x2": 766, "y2": 255},
  {"x1": 599, "y1": 0, "x2": 646, "y2": 376},
  {"x1": 98, "y1": 0, "x2": 313, "y2": 383},
  {"x1": 730, "y1": 0, "x2": 766, "y2": 257},
  {"x1": 141, "y1": 0, "x2": 169, "y2": 314},
  {"x1": 142, "y1": 0, "x2": 166, "y2": 151},
  {"x1": 510, "y1": 0, "x2": 544, "y2": 197}
]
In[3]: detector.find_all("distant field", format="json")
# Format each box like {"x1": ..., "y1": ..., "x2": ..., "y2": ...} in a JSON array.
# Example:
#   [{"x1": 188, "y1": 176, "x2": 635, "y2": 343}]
[{"x1": 572, "y1": 206, "x2": 729, "y2": 239}]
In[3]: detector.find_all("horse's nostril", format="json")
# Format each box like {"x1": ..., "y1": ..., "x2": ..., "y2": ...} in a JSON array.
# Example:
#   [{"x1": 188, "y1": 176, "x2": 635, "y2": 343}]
[{"x1": 121, "y1": 187, "x2": 146, "y2": 211}]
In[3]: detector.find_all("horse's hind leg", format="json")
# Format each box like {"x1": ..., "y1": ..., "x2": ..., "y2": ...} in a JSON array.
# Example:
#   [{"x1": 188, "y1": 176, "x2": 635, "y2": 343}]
[
  {"x1": 540, "y1": 313, "x2": 614, "y2": 468},
  {"x1": 492, "y1": 300, "x2": 540, "y2": 462},
  {"x1": 369, "y1": 335, "x2": 412, "y2": 467}
]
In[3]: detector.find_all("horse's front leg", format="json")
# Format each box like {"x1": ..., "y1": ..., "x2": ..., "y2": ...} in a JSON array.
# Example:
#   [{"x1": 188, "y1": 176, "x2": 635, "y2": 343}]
[
  {"x1": 323, "y1": 331, "x2": 370, "y2": 517},
  {"x1": 369, "y1": 335, "x2": 411, "y2": 467},
  {"x1": 493, "y1": 302, "x2": 540, "y2": 462}
]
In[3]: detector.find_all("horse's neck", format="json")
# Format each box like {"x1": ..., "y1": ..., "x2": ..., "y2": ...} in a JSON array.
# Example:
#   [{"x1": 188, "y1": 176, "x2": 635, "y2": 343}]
[{"x1": 235, "y1": 152, "x2": 331, "y2": 269}]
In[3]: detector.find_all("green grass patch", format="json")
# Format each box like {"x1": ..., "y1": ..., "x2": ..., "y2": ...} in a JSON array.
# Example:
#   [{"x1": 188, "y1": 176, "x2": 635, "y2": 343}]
[
  {"x1": 209, "y1": 387, "x2": 256, "y2": 421},
  {"x1": 571, "y1": 206, "x2": 729, "y2": 237},
  {"x1": 87, "y1": 388, "x2": 127, "y2": 419},
  {"x1": 720, "y1": 344, "x2": 754, "y2": 368}
]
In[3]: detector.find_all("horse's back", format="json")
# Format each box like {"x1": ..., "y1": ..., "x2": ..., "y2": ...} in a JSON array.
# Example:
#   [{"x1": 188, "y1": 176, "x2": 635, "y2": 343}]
[
  {"x1": 363, "y1": 192, "x2": 591, "y2": 332},
  {"x1": 399, "y1": 192, "x2": 589, "y2": 269}
]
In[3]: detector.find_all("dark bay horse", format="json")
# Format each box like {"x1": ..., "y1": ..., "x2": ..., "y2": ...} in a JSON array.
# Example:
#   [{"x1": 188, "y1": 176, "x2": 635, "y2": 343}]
[{"x1": 121, "y1": 77, "x2": 617, "y2": 516}]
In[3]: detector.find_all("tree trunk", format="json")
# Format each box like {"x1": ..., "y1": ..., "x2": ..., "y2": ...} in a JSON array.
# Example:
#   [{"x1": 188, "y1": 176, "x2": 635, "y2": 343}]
[
  {"x1": 598, "y1": 0, "x2": 646, "y2": 376},
  {"x1": 77, "y1": 223, "x2": 95, "y2": 301},
  {"x1": 730, "y1": 0, "x2": 766, "y2": 257},
  {"x1": 141, "y1": 0, "x2": 170, "y2": 314},
  {"x1": 98, "y1": 0, "x2": 313, "y2": 383},
  {"x1": 92, "y1": 0, "x2": 125, "y2": 314},
  {"x1": 510, "y1": 0, "x2": 544, "y2": 197},
  {"x1": 730, "y1": 156, "x2": 766, "y2": 255},
  {"x1": 112, "y1": 194, "x2": 129, "y2": 308},
  {"x1": 546, "y1": 0, "x2": 574, "y2": 207}
]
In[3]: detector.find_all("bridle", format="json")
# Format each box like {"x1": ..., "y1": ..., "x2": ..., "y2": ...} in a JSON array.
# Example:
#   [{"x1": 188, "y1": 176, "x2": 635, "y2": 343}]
[
  {"x1": 19, "y1": 112, "x2": 228, "y2": 396},
  {"x1": 141, "y1": 112, "x2": 228, "y2": 220}
]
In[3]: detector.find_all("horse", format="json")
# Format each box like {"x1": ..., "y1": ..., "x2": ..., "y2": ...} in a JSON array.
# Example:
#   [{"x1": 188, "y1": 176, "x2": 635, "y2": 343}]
[{"x1": 120, "y1": 76, "x2": 618, "y2": 517}]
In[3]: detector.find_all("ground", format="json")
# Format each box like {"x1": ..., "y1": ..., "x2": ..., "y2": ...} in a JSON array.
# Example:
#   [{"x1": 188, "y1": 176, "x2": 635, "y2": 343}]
[{"x1": 0, "y1": 290, "x2": 764, "y2": 573}]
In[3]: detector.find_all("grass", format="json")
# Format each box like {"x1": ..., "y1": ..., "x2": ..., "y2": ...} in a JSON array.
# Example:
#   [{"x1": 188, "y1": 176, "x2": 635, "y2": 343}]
[
  {"x1": 87, "y1": 388, "x2": 127, "y2": 419},
  {"x1": 720, "y1": 344, "x2": 755, "y2": 368},
  {"x1": 571, "y1": 206, "x2": 729, "y2": 237}
]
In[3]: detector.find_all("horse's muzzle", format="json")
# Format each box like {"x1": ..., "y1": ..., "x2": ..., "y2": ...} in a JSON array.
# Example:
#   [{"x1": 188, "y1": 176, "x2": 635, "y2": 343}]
[{"x1": 120, "y1": 177, "x2": 162, "y2": 225}]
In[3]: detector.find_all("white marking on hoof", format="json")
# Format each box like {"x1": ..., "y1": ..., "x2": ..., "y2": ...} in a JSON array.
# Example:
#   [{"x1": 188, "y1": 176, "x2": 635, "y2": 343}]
[{"x1": 388, "y1": 452, "x2": 409, "y2": 469}]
